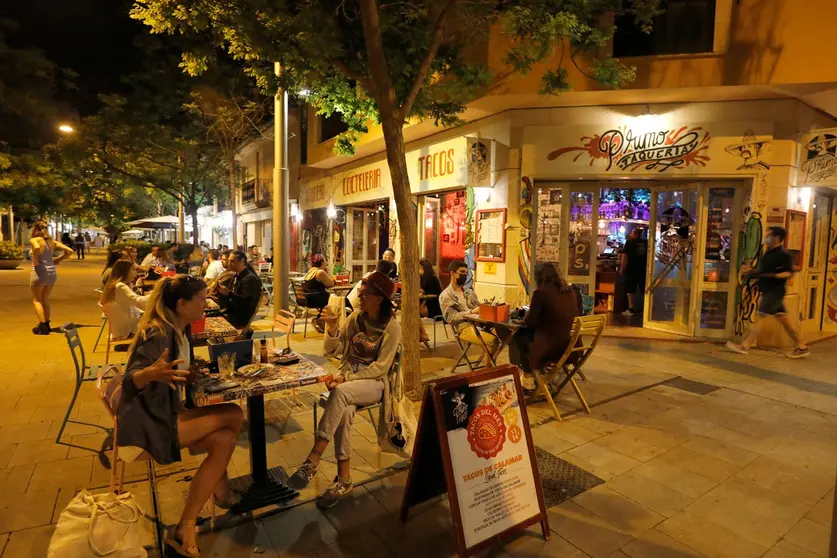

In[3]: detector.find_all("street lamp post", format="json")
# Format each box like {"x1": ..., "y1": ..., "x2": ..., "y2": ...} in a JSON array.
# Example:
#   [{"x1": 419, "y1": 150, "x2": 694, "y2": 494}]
[{"x1": 272, "y1": 62, "x2": 290, "y2": 312}]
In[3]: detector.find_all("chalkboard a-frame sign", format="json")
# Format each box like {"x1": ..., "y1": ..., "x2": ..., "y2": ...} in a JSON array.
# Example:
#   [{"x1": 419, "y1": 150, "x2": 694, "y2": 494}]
[{"x1": 399, "y1": 365, "x2": 549, "y2": 557}]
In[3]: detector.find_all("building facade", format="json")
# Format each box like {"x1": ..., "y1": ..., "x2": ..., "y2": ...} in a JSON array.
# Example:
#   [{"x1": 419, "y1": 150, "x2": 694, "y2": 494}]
[{"x1": 296, "y1": 0, "x2": 837, "y2": 342}]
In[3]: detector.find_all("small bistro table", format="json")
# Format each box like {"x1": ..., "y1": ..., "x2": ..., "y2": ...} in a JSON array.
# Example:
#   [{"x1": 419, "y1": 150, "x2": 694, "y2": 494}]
[
  {"x1": 460, "y1": 314, "x2": 525, "y2": 369},
  {"x1": 192, "y1": 356, "x2": 331, "y2": 513}
]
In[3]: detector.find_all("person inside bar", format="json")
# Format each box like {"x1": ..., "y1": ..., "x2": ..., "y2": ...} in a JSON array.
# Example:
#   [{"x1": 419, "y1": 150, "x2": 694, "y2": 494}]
[
  {"x1": 440, "y1": 260, "x2": 499, "y2": 355},
  {"x1": 302, "y1": 253, "x2": 334, "y2": 332},
  {"x1": 510, "y1": 262, "x2": 579, "y2": 390},
  {"x1": 287, "y1": 271, "x2": 402, "y2": 509},
  {"x1": 419, "y1": 257, "x2": 443, "y2": 318},
  {"x1": 382, "y1": 248, "x2": 398, "y2": 278}
]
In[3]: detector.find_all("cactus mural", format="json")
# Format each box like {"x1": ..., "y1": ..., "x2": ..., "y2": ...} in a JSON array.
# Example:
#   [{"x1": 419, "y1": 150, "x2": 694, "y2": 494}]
[{"x1": 734, "y1": 209, "x2": 763, "y2": 336}]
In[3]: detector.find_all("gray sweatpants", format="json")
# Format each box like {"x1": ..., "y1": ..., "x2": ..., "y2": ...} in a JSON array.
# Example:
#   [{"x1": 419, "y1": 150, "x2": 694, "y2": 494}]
[{"x1": 316, "y1": 379, "x2": 384, "y2": 460}]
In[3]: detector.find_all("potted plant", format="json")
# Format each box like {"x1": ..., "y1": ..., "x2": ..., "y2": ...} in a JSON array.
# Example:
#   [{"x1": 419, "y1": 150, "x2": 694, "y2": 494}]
[{"x1": 0, "y1": 241, "x2": 25, "y2": 270}]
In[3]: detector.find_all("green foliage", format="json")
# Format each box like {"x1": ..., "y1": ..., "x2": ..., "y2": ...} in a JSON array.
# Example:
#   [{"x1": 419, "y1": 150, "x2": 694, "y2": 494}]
[
  {"x1": 131, "y1": 0, "x2": 660, "y2": 155},
  {"x1": 0, "y1": 241, "x2": 25, "y2": 261}
]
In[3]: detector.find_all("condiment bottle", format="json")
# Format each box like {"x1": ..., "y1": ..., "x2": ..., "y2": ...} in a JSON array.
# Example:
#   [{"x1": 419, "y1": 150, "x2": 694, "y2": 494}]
[{"x1": 259, "y1": 338, "x2": 269, "y2": 363}]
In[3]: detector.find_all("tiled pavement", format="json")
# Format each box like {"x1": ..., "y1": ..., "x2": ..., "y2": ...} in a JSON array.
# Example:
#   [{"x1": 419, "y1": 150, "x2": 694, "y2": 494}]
[{"x1": 0, "y1": 255, "x2": 834, "y2": 557}]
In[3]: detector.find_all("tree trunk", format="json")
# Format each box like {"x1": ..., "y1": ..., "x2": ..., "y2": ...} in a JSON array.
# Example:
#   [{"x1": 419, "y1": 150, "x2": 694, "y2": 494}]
[
  {"x1": 380, "y1": 115, "x2": 423, "y2": 395},
  {"x1": 228, "y1": 161, "x2": 238, "y2": 247},
  {"x1": 189, "y1": 205, "x2": 200, "y2": 244}
]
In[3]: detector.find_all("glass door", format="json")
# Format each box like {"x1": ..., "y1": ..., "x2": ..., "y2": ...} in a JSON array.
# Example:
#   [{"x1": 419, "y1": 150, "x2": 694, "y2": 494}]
[
  {"x1": 348, "y1": 207, "x2": 380, "y2": 281},
  {"x1": 694, "y1": 186, "x2": 740, "y2": 338},
  {"x1": 566, "y1": 187, "x2": 597, "y2": 295},
  {"x1": 644, "y1": 186, "x2": 700, "y2": 335},
  {"x1": 803, "y1": 193, "x2": 832, "y2": 335},
  {"x1": 422, "y1": 197, "x2": 440, "y2": 270}
]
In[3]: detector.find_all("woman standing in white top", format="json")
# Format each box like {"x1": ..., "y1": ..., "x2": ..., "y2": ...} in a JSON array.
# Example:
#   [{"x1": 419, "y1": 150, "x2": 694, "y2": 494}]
[{"x1": 100, "y1": 260, "x2": 150, "y2": 339}]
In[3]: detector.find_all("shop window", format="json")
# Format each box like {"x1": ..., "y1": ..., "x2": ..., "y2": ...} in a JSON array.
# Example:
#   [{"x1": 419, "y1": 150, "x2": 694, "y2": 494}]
[
  {"x1": 613, "y1": 0, "x2": 716, "y2": 57},
  {"x1": 439, "y1": 191, "x2": 468, "y2": 287},
  {"x1": 703, "y1": 188, "x2": 735, "y2": 283},
  {"x1": 700, "y1": 291, "x2": 728, "y2": 329},
  {"x1": 569, "y1": 192, "x2": 594, "y2": 277},
  {"x1": 319, "y1": 112, "x2": 349, "y2": 143},
  {"x1": 536, "y1": 188, "x2": 562, "y2": 265}
]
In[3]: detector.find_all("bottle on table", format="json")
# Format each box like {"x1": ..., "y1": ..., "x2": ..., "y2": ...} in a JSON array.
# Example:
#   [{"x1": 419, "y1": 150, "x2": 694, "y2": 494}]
[{"x1": 259, "y1": 338, "x2": 269, "y2": 363}]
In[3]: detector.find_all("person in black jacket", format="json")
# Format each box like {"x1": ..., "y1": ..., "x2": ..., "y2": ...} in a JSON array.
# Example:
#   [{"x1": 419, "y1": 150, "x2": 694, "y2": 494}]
[{"x1": 216, "y1": 250, "x2": 262, "y2": 329}]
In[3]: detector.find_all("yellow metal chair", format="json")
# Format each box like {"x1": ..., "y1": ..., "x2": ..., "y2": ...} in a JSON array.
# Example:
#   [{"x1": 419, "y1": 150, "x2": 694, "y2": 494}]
[
  {"x1": 272, "y1": 310, "x2": 301, "y2": 405},
  {"x1": 533, "y1": 315, "x2": 605, "y2": 423}
]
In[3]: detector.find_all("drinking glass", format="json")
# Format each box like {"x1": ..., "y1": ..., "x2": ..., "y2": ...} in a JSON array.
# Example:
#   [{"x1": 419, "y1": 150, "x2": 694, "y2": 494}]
[{"x1": 218, "y1": 353, "x2": 236, "y2": 378}]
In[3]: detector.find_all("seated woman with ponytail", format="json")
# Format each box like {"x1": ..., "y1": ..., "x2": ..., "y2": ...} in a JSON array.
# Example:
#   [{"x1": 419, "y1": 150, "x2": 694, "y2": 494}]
[{"x1": 117, "y1": 275, "x2": 244, "y2": 557}]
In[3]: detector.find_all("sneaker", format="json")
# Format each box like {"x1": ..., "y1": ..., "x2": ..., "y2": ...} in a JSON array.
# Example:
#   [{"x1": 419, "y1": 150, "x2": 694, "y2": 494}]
[
  {"x1": 621, "y1": 309, "x2": 634, "y2": 317},
  {"x1": 520, "y1": 374, "x2": 536, "y2": 391},
  {"x1": 287, "y1": 459, "x2": 319, "y2": 489},
  {"x1": 725, "y1": 341, "x2": 749, "y2": 355},
  {"x1": 316, "y1": 476, "x2": 353, "y2": 509},
  {"x1": 788, "y1": 347, "x2": 810, "y2": 359}
]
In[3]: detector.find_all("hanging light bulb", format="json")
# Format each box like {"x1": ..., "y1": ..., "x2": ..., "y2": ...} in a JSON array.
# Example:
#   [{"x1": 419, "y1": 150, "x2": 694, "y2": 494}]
[{"x1": 326, "y1": 200, "x2": 337, "y2": 219}]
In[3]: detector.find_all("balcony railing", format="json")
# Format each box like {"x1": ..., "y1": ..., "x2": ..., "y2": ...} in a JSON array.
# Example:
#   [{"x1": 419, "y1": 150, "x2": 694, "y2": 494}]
[{"x1": 240, "y1": 177, "x2": 272, "y2": 211}]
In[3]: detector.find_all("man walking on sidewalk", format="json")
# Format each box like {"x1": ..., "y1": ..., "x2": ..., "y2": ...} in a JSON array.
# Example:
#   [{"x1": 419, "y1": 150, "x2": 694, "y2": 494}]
[{"x1": 726, "y1": 226, "x2": 809, "y2": 358}]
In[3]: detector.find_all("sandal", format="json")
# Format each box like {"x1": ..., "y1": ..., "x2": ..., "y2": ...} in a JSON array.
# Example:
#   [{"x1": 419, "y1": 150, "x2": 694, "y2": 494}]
[{"x1": 164, "y1": 522, "x2": 200, "y2": 558}]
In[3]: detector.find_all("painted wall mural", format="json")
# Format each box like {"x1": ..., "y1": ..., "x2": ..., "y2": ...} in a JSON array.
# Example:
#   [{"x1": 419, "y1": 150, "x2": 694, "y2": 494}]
[
  {"x1": 547, "y1": 126, "x2": 711, "y2": 172},
  {"x1": 463, "y1": 187, "x2": 477, "y2": 285},
  {"x1": 734, "y1": 211, "x2": 763, "y2": 336},
  {"x1": 517, "y1": 176, "x2": 534, "y2": 293},
  {"x1": 823, "y1": 204, "x2": 837, "y2": 328},
  {"x1": 800, "y1": 131, "x2": 837, "y2": 185}
]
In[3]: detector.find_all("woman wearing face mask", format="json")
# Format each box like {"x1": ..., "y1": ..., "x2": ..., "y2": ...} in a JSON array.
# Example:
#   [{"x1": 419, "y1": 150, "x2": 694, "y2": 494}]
[{"x1": 116, "y1": 275, "x2": 244, "y2": 557}]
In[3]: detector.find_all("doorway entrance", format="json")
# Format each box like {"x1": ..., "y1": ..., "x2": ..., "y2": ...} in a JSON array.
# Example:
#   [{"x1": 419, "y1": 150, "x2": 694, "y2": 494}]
[
  {"x1": 803, "y1": 191, "x2": 834, "y2": 336},
  {"x1": 346, "y1": 205, "x2": 383, "y2": 281},
  {"x1": 531, "y1": 181, "x2": 745, "y2": 338},
  {"x1": 421, "y1": 190, "x2": 468, "y2": 287}
]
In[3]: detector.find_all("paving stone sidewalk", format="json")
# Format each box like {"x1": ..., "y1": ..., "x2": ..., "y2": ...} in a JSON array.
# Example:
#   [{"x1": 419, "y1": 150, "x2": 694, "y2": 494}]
[{"x1": 0, "y1": 255, "x2": 834, "y2": 557}]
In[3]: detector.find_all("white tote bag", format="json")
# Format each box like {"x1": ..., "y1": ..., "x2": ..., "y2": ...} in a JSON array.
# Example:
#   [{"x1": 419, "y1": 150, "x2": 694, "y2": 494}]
[
  {"x1": 378, "y1": 350, "x2": 418, "y2": 459},
  {"x1": 48, "y1": 490, "x2": 147, "y2": 557}
]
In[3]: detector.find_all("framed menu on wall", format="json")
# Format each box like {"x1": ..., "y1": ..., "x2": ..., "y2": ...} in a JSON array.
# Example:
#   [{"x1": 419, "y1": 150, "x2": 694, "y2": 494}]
[
  {"x1": 784, "y1": 210, "x2": 807, "y2": 270},
  {"x1": 476, "y1": 208, "x2": 506, "y2": 262}
]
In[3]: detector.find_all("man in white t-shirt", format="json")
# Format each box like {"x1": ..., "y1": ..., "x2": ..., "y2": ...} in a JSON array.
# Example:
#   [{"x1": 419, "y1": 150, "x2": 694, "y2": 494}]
[
  {"x1": 204, "y1": 249, "x2": 225, "y2": 282},
  {"x1": 140, "y1": 244, "x2": 164, "y2": 269}
]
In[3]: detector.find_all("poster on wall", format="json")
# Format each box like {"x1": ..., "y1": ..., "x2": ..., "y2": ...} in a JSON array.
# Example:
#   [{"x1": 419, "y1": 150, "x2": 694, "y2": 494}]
[
  {"x1": 400, "y1": 366, "x2": 549, "y2": 557},
  {"x1": 467, "y1": 138, "x2": 492, "y2": 187},
  {"x1": 799, "y1": 129, "x2": 837, "y2": 186},
  {"x1": 476, "y1": 209, "x2": 506, "y2": 262}
]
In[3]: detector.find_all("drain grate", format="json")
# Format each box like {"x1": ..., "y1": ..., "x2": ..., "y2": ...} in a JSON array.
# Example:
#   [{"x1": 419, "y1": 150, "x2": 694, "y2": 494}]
[
  {"x1": 534, "y1": 447, "x2": 604, "y2": 509},
  {"x1": 662, "y1": 377, "x2": 720, "y2": 395}
]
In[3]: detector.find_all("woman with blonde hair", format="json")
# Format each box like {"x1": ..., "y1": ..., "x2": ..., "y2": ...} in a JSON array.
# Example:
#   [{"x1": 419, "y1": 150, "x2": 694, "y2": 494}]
[
  {"x1": 100, "y1": 260, "x2": 150, "y2": 340},
  {"x1": 29, "y1": 220, "x2": 74, "y2": 334},
  {"x1": 117, "y1": 275, "x2": 243, "y2": 557}
]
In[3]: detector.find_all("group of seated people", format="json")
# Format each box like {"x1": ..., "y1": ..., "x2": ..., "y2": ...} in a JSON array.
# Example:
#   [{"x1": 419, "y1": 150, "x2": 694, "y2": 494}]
[
  {"x1": 110, "y1": 248, "x2": 582, "y2": 556},
  {"x1": 116, "y1": 268, "x2": 402, "y2": 556},
  {"x1": 99, "y1": 244, "x2": 265, "y2": 341},
  {"x1": 440, "y1": 259, "x2": 580, "y2": 389}
]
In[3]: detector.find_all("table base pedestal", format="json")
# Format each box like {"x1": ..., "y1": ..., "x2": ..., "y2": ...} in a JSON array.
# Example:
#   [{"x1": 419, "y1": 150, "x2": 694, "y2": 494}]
[{"x1": 229, "y1": 466, "x2": 298, "y2": 514}]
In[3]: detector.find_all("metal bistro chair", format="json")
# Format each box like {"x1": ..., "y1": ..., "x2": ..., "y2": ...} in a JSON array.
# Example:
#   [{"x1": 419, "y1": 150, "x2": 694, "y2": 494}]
[
  {"x1": 448, "y1": 323, "x2": 488, "y2": 375},
  {"x1": 96, "y1": 365, "x2": 219, "y2": 527},
  {"x1": 56, "y1": 323, "x2": 116, "y2": 445},
  {"x1": 272, "y1": 310, "x2": 300, "y2": 405},
  {"x1": 292, "y1": 282, "x2": 321, "y2": 338},
  {"x1": 534, "y1": 315, "x2": 605, "y2": 423}
]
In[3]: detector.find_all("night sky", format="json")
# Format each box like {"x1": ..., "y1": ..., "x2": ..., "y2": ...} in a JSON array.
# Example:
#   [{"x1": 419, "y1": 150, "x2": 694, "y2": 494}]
[{"x1": 2, "y1": 0, "x2": 144, "y2": 117}]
